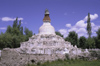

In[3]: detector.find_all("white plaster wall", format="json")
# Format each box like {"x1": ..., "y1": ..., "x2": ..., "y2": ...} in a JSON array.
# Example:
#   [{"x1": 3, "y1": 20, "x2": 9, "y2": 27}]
[{"x1": 39, "y1": 22, "x2": 55, "y2": 35}]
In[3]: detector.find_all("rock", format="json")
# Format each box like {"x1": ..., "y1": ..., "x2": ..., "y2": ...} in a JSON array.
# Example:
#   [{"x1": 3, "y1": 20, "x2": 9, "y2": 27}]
[{"x1": 18, "y1": 34, "x2": 67, "y2": 54}]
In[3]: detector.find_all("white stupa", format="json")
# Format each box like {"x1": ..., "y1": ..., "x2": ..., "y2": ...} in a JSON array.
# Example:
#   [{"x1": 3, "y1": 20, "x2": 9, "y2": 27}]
[
  {"x1": 18, "y1": 9, "x2": 79, "y2": 55},
  {"x1": 39, "y1": 9, "x2": 55, "y2": 35}
]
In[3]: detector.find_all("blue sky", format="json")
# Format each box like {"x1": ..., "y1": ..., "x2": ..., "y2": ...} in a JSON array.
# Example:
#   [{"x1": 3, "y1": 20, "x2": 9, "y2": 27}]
[{"x1": 0, "y1": 0, "x2": 100, "y2": 37}]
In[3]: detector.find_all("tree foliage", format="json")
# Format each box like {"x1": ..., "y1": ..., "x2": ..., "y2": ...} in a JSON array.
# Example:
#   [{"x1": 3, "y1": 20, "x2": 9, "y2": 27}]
[
  {"x1": 0, "y1": 33, "x2": 12, "y2": 48},
  {"x1": 79, "y1": 36, "x2": 87, "y2": 49},
  {"x1": 96, "y1": 28, "x2": 100, "y2": 48},
  {"x1": 96, "y1": 28, "x2": 100, "y2": 39},
  {"x1": 55, "y1": 32, "x2": 63, "y2": 37},
  {"x1": 86, "y1": 38, "x2": 95, "y2": 49},
  {"x1": 87, "y1": 13, "x2": 92, "y2": 38},
  {"x1": 0, "y1": 17, "x2": 33, "y2": 49},
  {"x1": 65, "y1": 31, "x2": 78, "y2": 46},
  {"x1": 24, "y1": 27, "x2": 33, "y2": 41}
]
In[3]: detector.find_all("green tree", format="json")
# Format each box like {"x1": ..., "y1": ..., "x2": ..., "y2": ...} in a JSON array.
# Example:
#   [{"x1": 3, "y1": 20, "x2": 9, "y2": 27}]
[
  {"x1": 65, "y1": 31, "x2": 78, "y2": 46},
  {"x1": 12, "y1": 27, "x2": 21, "y2": 35},
  {"x1": 79, "y1": 36, "x2": 87, "y2": 49},
  {"x1": 6, "y1": 25, "x2": 12, "y2": 33},
  {"x1": 86, "y1": 38, "x2": 95, "y2": 48},
  {"x1": 96, "y1": 28, "x2": 100, "y2": 39},
  {"x1": 18, "y1": 20, "x2": 23, "y2": 35},
  {"x1": 12, "y1": 18, "x2": 23, "y2": 35},
  {"x1": 96, "y1": 28, "x2": 100, "y2": 48},
  {"x1": 20, "y1": 26, "x2": 23, "y2": 35},
  {"x1": 0, "y1": 17, "x2": 33, "y2": 49},
  {"x1": 0, "y1": 33, "x2": 13, "y2": 49},
  {"x1": 24, "y1": 27, "x2": 33, "y2": 41},
  {"x1": 55, "y1": 31, "x2": 63, "y2": 37},
  {"x1": 11, "y1": 35, "x2": 25, "y2": 48},
  {"x1": 18, "y1": 20, "x2": 21, "y2": 30},
  {"x1": 87, "y1": 13, "x2": 92, "y2": 38},
  {"x1": 92, "y1": 36, "x2": 98, "y2": 48},
  {"x1": 13, "y1": 17, "x2": 18, "y2": 28}
]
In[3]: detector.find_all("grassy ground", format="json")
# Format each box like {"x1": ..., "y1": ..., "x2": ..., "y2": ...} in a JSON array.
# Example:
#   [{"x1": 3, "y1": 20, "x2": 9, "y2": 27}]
[{"x1": 26, "y1": 59, "x2": 100, "y2": 66}]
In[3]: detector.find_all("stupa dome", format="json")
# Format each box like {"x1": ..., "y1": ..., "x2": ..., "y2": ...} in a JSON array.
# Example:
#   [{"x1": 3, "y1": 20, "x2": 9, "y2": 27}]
[{"x1": 39, "y1": 22, "x2": 55, "y2": 35}]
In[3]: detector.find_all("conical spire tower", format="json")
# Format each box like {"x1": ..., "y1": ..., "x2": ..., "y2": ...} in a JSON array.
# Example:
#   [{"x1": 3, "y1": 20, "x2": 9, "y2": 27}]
[{"x1": 43, "y1": 9, "x2": 51, "y2": 22}]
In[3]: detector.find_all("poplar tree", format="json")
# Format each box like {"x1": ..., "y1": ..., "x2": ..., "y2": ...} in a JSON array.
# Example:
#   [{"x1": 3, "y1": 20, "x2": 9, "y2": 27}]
[{"x1": 87, "y1": 13, "x2": 92, "y2": 38}]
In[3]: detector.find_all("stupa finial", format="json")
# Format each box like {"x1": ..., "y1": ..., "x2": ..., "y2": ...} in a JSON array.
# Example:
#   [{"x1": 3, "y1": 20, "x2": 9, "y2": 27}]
[
  {"x1": 45, "y1": 9, "x2": 49, "y2": 14},
  {"x1": 43, "y1": 9, "x2": 51, "y2": 22}
]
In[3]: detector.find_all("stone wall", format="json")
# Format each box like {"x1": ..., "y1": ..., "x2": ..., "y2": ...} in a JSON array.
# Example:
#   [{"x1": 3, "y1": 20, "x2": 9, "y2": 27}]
[{"x1": 0, "y1": 48, "x2": 65, "y2": 66}]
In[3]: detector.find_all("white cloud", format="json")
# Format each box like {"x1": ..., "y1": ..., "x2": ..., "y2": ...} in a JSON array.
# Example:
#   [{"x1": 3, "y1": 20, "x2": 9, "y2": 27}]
[
  {"x1": 75, "y1": 20, "x2": 87, "y2": 28},
  {"x1": 84, "y1": 13, "x2": 98, "y2": 21},
  {"x1": 67, "y1": 27, "x2": 87, "y2": 37},
  {"x1": 91, "y1": 22, "x2": 95, "y2": 27},
  {"x1": 59, "y1": 13, "x2": 99, "y2": 38},
  {"x1": 76, "y1": 28, "x2": 87, "y2": 33},
  {"x1": 0, "y1": 27, "x2": 6, "y2": 30},
  {"x1": 18, "y1": 18, "x2": 23, "y2": 20},
  {"x1": 1, "y1": 17, "x2": 23, "y2": 21},
  {"x1": 2, "y1": 17, "x2": 14, "y2": 21},
  {"x1": 92, "y1": 25, "x2": 100, "y2": 31},
  {"x1": 58, "y1": 29, "x2": 68, "y2": 38},
  {"x1": 59, "y1": 29, "x2": 67, "y2": 35},
  {"x1": 78, "y1": 33, "x2": 85, "y2": 37},
  {"x1": 66, "y1": 24, "x2": 71, "y2": 28},
  {"x1": 68, "y1": 27, "x2": 78, "y2": 32}
]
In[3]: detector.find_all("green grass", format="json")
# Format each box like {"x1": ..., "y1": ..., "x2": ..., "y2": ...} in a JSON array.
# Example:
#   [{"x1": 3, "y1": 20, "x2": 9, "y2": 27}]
[{"x1": 26, "y1": 59, "x2": 100, "y2": 66}]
